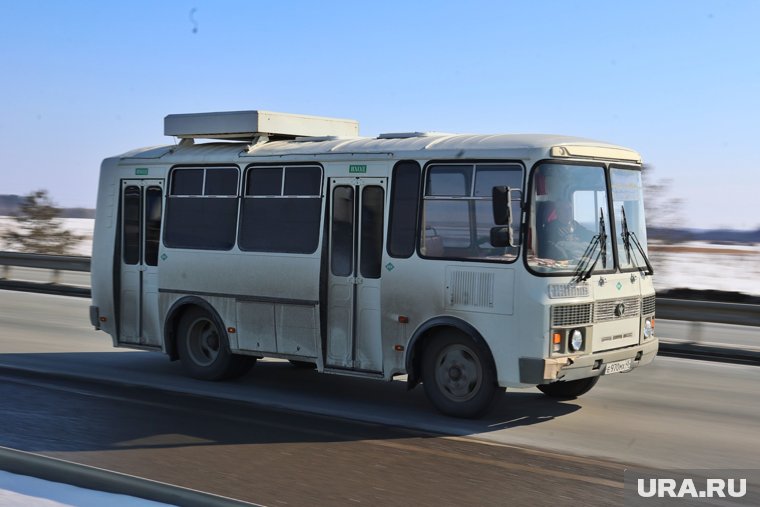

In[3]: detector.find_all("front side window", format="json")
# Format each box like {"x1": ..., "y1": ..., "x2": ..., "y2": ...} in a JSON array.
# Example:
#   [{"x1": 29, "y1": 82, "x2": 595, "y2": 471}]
[
  {"x1": 611, "y1": 167, "x2": 648, "y2": 271},
  {"x1": 164, "y1": 167, "x2": 239, "y2": 250},
  {"x1": 528, "y1": 163, "x2": 613, "y2": 274},
  {"x1": 239, "y1": 165, "x2": 322, "y2": 253},
  {"x1": 420, "y1": 163, "x2": 522, "y2": 261}
]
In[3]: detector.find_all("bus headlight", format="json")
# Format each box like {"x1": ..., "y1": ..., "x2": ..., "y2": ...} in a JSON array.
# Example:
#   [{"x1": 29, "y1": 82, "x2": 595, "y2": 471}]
[
  {"x1": 569, "y1": 329, "x2": 584, "y2": 352},
  {"x1": 644, "y1": 318, "x2": 653, "y2": 339}
]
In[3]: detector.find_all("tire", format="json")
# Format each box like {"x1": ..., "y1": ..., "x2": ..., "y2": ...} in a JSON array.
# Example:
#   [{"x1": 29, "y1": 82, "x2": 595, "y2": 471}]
[
  {"x1": 537, "y1": 376, "x2": 599, "y2": 399},
  {"x1": 177, "y1": 307, "x2": 254, "y2": 380},
  {"x1": 422, "y1": 331, "x2": 502, "y2": 418}
]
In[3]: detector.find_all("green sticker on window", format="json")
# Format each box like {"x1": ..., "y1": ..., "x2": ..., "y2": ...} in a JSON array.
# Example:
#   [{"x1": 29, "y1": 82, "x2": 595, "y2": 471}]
[
  {"x1": 135, "y1": 168, "x2": 149, "y2": 176},
  {"x1": 349, "y1": 164, "x2": 367, "y2": 174}
]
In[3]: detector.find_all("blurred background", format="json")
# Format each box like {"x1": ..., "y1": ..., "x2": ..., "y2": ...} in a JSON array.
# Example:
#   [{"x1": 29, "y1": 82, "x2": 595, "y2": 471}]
[{"x1": 1, "y1": 0, "x2": 758, "y2": 297}]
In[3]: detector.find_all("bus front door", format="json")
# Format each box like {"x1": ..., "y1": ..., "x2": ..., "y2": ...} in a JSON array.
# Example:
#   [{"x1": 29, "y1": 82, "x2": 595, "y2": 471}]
[
  {"x1": 119, "y1": 179, "x2": 164, "y2": 347},
  {"x1": 327, "y1": 178, "x2": 386, "y2": 373}
]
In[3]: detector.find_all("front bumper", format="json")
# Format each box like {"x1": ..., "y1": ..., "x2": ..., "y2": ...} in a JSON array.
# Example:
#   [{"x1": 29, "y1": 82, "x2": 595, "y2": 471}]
[{"x1": 519, "y1": 337, "x2": 658, "y2": 385}]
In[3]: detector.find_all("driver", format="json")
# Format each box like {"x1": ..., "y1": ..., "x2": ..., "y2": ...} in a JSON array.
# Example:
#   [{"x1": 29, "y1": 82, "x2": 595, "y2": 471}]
[{"x1": 543, "y1": 201, "x2": 593, "y2": 260}]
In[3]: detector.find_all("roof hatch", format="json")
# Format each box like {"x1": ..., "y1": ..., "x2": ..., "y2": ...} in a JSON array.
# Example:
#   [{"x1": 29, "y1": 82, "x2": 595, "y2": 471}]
[{"x1": 164, "y1": 110, "x2": 360, "y2": 141}]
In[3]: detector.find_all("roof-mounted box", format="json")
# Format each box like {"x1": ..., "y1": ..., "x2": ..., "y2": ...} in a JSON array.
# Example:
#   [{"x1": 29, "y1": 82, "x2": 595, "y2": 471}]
[{"x1": 164, "y1": 110, "x2": 359, "y2": 140}]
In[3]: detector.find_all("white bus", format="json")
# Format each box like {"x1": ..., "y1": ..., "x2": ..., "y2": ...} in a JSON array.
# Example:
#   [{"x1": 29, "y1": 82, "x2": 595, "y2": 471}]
[{"x1": 90, "y1": 110, "x2": 658, "y2": 418}]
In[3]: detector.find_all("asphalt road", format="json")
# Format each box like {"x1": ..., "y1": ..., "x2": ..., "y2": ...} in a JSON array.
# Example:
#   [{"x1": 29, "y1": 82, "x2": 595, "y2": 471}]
[
  {"x1": 1, "y1": 368, "x2": 633, "y2": 506},
  {"x1": 2, "y1": 290, "x2": 760, "y2": 506}
]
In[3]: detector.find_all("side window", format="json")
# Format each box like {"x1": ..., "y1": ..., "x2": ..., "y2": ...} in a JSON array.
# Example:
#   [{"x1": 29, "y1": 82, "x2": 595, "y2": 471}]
[
  {"x1": 123, "y1": 186, "x2": 141, "y2": 265},
  {"x1": 331, "y1": 186, "x2": 354, "y2": 276},
  {"x1": 360, "y1": 186, "x2": 384, "y2": 279},
  {"x1": 144, "y1": 186, "x2": 163, "y2": 266},
  {"x1": 426, "y1": 164, "x2": 471, "y2": 196},
  {"x1": 420, "y1": 163, "x2": 522, "y2": 261},
  {"x1": 239, "y1": 165, "x2": 323, "y2": 253},
  {"x1": 387, "y1": 161, "x2": 421, "y2": 258},
  {"x1": 164, "y1": 167, "x2": 239, "y2": 250}
]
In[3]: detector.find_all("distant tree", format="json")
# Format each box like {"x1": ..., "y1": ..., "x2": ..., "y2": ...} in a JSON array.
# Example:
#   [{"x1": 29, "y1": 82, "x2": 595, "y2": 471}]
[
  {"x1": 641, "y1": 165, "x2": 687, "y2": 279},
  {"x1": 2, "y1": 190, "x2": 83, "y2": 254},
  {"x1": 642, "y1": 164, "x2": 686, "y2": 242}
]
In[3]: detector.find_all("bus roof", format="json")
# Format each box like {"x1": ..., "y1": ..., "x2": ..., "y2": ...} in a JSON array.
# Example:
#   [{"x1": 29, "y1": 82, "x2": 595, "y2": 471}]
[{"x1": 116, "y1": 132, "x2": 642, "y2": 164}]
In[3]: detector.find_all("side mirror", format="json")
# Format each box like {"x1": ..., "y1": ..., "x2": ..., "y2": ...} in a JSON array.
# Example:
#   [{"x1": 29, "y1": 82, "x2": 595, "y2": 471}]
[
  {"x1": 492, "y1": 186, "x2": 513, "y2": 226},
  {"x1": 490, "y1": 226, "x2": 514, "y2": 248}
]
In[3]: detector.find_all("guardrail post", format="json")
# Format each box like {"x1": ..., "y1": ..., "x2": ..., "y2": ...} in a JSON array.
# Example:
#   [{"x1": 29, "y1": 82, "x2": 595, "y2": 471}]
[
  {"x1": 1, "y1": 265, "x2": 8, "y2": 280},
  {"x1": 51, "y1": 269, "x2": 61, "y2": 284}
]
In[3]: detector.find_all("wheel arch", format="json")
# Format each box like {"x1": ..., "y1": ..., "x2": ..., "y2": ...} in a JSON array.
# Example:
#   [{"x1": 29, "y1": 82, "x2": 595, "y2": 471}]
[
  {"x1": 405, "y1": 316, "x2": 497, "y2": 389},
  {"x1": 163, "y1": 296, "x2": 226, "y2": 361}
]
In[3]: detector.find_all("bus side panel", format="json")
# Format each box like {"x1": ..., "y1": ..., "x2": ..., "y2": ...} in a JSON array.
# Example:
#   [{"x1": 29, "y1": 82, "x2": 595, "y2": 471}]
[
  {"x1": 381, "y1": 258, "x2": 526, "y2": 386},
  {"x1": 158, "y1": 250, "x2": 322, "y2": 357}
]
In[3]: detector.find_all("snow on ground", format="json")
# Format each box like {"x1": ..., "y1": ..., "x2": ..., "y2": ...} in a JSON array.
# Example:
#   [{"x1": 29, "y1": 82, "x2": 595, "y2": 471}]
[
  {"x1": 0, "y1": 471, "x2": 171, "y2": 507},
  {"x1": 0, "y1": 217, "x2": 92, "y2": 256},
  {"x1": 650, "y1": 242, "x2": 760, "y2": 296},
  {"x1": 1, "y1": 218, "x2": 758, "y2": 296}
]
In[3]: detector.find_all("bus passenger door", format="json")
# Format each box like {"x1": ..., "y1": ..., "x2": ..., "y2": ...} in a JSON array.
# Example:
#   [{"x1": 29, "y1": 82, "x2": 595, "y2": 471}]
[
  {"x1": 326, "y1": 178, "x2": 386, "y2": 373},
  {"x1": 119, "y1": 180, "x2": 164, "y2": 347}
]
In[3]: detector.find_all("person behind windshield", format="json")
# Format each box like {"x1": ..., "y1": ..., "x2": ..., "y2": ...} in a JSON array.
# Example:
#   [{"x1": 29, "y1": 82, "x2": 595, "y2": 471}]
[{"x1": 542, "y1": 201, "x2": 593, "y2": 260}]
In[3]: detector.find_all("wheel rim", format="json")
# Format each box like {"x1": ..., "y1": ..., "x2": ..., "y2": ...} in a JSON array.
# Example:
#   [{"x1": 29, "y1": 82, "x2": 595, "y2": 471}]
[
  {"x1": 186, "y1": 317, "x2": 221, "y2": 367},
  {"x1": 434, "y1": 343, "x2": 483, "y2": 402}
]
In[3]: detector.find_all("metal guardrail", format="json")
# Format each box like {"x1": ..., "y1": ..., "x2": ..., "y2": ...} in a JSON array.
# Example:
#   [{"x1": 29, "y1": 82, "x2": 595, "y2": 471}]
[
  {"x1": 0, "y1": 251, "x2": 91, "y2": 297},
  {"x1": 657, "y1": 298, "x2": 760, "y2": 327},
  {"x1": 0, "y1": 252, "x2": 757, "y2": 327},
  {"x1": 0, "y1": 445, "x2": 258, "y2": 507},
  {"x1": 0, "y1": 251, "x2": 90, "y2": 272}
]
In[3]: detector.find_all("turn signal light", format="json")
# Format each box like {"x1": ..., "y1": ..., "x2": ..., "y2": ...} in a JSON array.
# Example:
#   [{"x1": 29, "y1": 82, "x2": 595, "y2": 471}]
[{"x1": 552, "y1": 332, "x2": 562, "y2": 353}]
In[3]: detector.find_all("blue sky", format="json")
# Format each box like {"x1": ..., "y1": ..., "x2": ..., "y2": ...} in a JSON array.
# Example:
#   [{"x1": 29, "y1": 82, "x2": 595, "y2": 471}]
[{"x1": 1, "y1": 1, "x2": 758, "y2": 229}]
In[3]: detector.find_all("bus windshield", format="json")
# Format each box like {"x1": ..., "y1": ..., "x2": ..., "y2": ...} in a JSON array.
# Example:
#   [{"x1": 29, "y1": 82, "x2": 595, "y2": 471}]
[
  {"x1": 528, "y1": 163, "x2": 613, "y2": 274},
  {"x1": 611, "y1": 167, "x2": 649, "y2": 271}
]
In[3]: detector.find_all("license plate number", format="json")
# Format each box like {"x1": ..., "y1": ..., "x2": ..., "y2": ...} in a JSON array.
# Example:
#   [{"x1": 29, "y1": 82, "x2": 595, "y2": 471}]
[{"x1": 604, "y1": 358, "x2": 632, "y2": 375}]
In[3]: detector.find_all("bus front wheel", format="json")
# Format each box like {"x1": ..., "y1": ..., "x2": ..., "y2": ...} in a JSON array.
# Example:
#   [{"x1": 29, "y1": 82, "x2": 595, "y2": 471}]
[
  {"x1": 177, "y1": 307, "x2": 254, "y2": 380},
  {"x1": 422, "y1": 331, "x2": 502, "y2": 418},
  {"x1": 537, "y1": 376, "x2": 599, "y2": 399}
]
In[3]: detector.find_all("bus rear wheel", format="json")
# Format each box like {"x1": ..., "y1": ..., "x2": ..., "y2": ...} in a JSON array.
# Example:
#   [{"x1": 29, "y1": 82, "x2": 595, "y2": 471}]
[
  {"x1": 422, "y1": 331, "x2": 501, "y2": 418},
  {"x1": 537, "y1": 376, "x2": 599, "y2": 399},
  {"x1": 177, "y1": 307, "x2": 254, "y2": 380}
]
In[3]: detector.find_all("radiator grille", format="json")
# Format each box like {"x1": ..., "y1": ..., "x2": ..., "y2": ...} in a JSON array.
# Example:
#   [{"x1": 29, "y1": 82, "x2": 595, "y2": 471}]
[
  {"x1": 642, "y1": 294, "x2": 656, "y2": 315},
  {"x1": 594, "y1": 296, "x2": 641, "y2": 322},
  {"x1": 449, "y1": 270, "x2": 495, "y2": 308},
  {"x1": 552, "y1": 303, "x2": 593, "y2": 327}
]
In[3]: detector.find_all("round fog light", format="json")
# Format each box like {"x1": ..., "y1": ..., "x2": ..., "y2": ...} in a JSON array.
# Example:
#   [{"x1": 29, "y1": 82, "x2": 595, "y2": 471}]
[
  {"x1": 644, "y1": 318, "x2": 653, "y2": 338},
  {"x1": 569, "y1": 329, "x2": 583, "y2": 351}
]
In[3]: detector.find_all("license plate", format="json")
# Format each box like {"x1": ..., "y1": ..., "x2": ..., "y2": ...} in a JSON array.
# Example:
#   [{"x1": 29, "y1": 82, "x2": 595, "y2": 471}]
[{"x1": 604, "y1": 358, "x2": 633, "y2": 375}]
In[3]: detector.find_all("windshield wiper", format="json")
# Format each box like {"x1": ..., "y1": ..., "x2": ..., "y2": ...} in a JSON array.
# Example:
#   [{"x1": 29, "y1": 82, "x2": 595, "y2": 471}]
[
  {"x1": 572, "y1": 209, "x2": 608, "y2": 283},
  {"x1": 620, "y1": 205, "x2": 654, "y2": 276}
]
